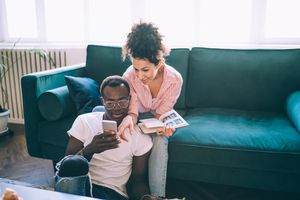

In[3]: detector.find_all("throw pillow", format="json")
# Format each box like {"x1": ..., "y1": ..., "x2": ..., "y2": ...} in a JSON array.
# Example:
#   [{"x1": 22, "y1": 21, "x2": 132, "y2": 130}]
[
  {"x1": 65, "y1": 76, "x2": 101, "y2": 114},
  {"x1": 38, "y1": 86, "x2": 76, "y2": 121}
]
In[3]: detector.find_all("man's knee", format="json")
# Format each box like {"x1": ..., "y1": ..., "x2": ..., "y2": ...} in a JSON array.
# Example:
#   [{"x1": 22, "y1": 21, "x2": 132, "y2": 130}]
[{"x1": 57, "y1": 155, "x2": 89, "y2": 177}]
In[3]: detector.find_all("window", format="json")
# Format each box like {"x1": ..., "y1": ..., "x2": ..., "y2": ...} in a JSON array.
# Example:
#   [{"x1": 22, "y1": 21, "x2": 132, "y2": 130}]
[
  {"x1": 44, "y1": 0, "x2": 85, "y2": 42},
  {"x1": 5, "y1": 0, "x2": 37, "y2": 39},
  {"x1": 88, "y1": 0, "x2": 132, "y2": 43},
  {"x1": 197, "y1": 0, "x2": 252, "y2": 44},
  {"x1": 265, "y1": 0, "x2": 300, "y2": 38},
  {"x1": 1, "y1": 0, "x2": 300, "y2": 46},
  {"x1": 145, "y1": 0, "x2": 195, "y2": 46}
]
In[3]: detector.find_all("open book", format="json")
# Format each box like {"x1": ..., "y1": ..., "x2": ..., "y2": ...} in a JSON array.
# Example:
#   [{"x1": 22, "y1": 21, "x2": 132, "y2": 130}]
[{"x1": 138, "y1": 109, "x2": 189, "y2": 134}]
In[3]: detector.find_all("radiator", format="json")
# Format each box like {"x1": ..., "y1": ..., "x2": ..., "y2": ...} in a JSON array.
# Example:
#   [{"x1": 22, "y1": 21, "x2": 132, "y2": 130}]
[{"x1": 0, "y1": 49, "x2": 67, "y2": 124}]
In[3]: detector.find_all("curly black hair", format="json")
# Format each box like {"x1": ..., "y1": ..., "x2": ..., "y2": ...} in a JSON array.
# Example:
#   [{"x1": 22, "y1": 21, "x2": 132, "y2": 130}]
[{"x1": 122, "y1": 22, "x2": 169, "y2": 66}]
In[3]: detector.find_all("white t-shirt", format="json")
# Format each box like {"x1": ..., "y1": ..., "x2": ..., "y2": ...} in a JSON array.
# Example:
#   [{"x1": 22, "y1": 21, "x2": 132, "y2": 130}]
[{"x1": 68, "y1": 112, "x2": 153, "y2": 198}]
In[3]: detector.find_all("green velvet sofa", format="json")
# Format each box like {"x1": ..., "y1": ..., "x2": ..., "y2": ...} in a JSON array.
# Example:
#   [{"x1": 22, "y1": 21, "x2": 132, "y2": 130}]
[{"x1": 21, "y1": 45, "x2": 300, "y2": 195}]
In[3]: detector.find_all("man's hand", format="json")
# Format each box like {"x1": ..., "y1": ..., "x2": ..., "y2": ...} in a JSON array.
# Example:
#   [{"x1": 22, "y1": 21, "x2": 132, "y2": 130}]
[
  {"x1": 156, "y1": 126, "x2": 175, "y2": 137},
  {"x1": 117, "y1": 115, "x2": 135, "y2": 142},
  {"x1": 84, "y1": 131, "x2": 121, "y2": 156}
]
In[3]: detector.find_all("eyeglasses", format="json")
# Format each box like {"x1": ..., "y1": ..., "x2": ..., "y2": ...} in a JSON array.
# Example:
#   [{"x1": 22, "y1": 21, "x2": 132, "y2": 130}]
[{"x1": 102, "y1": 97, "x2": 130, "y2": 110}]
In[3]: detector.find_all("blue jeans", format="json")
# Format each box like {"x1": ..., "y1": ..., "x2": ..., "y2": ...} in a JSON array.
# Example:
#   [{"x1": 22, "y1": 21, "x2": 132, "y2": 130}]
[
  {"x1": 148, "y1": 135, "x2": 168, "y2": 197},
  {"x1": 92, "y1": 105, "x2": 105, "y2": 112},
  {"x1": 139, "y1": 112, "x2": 168, "y2": 197},
  {"x1": 55, "y1": 155, "x2": 91, "y2": 196},
  {"x1": 92, "y1": 184, "x2": 127, "y2": 200},
  {"x1": 55, "y1": 155, "x2": 128, "y2": 200}
]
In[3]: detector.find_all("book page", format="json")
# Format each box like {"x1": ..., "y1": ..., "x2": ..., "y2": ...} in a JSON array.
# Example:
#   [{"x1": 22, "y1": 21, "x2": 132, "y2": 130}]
[
  {"x1": 159, "y1": 109, "x2": 189, "y2": 129},
  {"x1": 138, "y1": 109, "x2": 189, "y2": 134}
]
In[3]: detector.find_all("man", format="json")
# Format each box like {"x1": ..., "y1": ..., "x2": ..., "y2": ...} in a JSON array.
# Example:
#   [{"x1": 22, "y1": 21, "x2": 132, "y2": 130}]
[{"x1": 56, "y1": 75, "x2": 153, "y2": 200}]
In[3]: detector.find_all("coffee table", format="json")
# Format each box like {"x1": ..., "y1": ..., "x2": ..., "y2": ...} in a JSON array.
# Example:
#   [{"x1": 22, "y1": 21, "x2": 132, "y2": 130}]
[{"x1": 0, "y1": 182, "x2": 101, "y2": 200}]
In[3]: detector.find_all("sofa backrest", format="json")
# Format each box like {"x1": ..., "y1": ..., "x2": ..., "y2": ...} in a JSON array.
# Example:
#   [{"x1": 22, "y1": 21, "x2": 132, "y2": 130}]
[
  {"x1": 85, "y1": 45, "x2": 131, "y2": 83},
  {"x1": 186, "y1": 47, "x2": 300, "y2": 113},
  {"x1": 85, "y1": 45, "x2": 190, "y2": 110}
]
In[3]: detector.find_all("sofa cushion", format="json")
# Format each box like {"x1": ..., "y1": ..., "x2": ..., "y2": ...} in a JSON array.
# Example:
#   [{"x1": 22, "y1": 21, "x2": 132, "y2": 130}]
[
  {"x1": 187, "y1": 48, "x2": 300, "y2": 113},
  {"x1": 38, "y1": 86, "x2": 76, "y2": 121},
  {"x1": 65, "y1": 76, "x2": 101, "y2": 114},
  {"x1": 168, "y1": 108, "x2": 300, "y2": 188},
  {"x1": 171, "y1": 108, "x2": 300, "y2": 152}
]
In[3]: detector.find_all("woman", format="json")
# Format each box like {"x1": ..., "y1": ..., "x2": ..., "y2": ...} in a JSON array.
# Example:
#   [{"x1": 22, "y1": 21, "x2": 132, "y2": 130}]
[{"x1": 118, "y1": 21, "x2": 183, "y2": 197}]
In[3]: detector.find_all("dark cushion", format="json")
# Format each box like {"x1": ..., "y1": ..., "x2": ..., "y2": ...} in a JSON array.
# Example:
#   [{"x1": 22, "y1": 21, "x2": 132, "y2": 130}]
[
  {"x1": 65, "y1": 76, "x2": 101, "y2": 114},
  {"x1": 38, "y1": 86, "x2": 76, "y2": 121}
]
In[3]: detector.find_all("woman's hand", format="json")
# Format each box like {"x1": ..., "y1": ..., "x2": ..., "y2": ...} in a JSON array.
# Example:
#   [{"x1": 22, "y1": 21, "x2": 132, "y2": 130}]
[
  {"x1": 156, "y1": 126, "x2": 175, "y2": 137},
  {"x1": 117, "y1": 115, "x2": 135, "y2": 142}
]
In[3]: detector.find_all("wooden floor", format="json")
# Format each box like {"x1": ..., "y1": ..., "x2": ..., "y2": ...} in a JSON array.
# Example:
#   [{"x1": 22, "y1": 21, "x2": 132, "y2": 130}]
[
  {"x1": 0, "y1": 124, "x2": 299, "y2": 200},
  {"x1": 0, "y1": 124, "x2": 54, "y2": 188}
]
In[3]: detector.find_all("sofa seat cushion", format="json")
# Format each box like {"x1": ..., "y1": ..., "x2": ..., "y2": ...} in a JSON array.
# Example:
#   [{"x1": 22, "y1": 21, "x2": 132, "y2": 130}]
[
  {"x1": 170, "y1": 108, "x2": 300, "y2": 153},
  {"x1": 168, "y1": 108, "x2": 300, "y2": 190},
  {"x1": 168, "y1": 108, "x2": 300, "y2": 174}
]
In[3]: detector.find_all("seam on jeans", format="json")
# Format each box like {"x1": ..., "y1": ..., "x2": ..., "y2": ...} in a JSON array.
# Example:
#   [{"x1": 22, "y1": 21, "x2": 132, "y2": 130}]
[{"x1": 88, "y1": 173, "x2": 93, "y2": 197}]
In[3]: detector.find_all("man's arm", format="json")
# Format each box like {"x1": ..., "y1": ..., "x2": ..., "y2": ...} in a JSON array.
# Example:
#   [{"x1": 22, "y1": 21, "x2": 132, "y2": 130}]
[
  {"x1": 127, "y1": 150, "x2": 151, "y2": 200},
  {"x1": 65, "y1": 136, "x2": 84, "y2": 155},
  {"x1": 65, "y1": 132, "x2": 120, "y2": 161}
]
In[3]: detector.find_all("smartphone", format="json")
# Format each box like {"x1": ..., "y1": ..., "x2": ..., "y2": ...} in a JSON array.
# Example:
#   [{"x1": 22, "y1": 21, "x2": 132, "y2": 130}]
[{"x1": 102, "y1": 120, "x2": 118, "y2": 133}]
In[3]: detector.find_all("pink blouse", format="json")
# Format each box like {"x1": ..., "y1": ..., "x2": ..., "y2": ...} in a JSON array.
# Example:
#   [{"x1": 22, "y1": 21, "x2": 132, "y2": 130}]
[{"x1": 123, "y1": 64, "x2": 183, "y2": 117}]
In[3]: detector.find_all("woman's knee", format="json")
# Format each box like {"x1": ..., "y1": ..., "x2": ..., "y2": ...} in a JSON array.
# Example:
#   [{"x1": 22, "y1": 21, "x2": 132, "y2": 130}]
[{"x1": 152, "y1": 135, "x2": 168, "y2": 145}]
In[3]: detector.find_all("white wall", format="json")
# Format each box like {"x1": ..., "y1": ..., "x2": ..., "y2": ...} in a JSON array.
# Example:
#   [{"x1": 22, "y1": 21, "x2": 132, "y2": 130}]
[{"x1": 65, "y1": 48, "x2": 86, "y2": 65}]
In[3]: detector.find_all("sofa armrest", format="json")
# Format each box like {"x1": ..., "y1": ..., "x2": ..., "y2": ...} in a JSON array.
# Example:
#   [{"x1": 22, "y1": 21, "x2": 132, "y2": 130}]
[
  {"x1": 21, "y1": 63, "x2": 86, "y2": 158},
  {"x1": 286, "y1": 90, "x2": 300, "y2": 132}
]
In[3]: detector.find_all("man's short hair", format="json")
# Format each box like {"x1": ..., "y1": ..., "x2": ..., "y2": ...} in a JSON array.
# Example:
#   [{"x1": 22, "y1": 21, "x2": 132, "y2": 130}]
[{"x1": 100, "y1": 75, "x2": 130, "y2": 96}]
